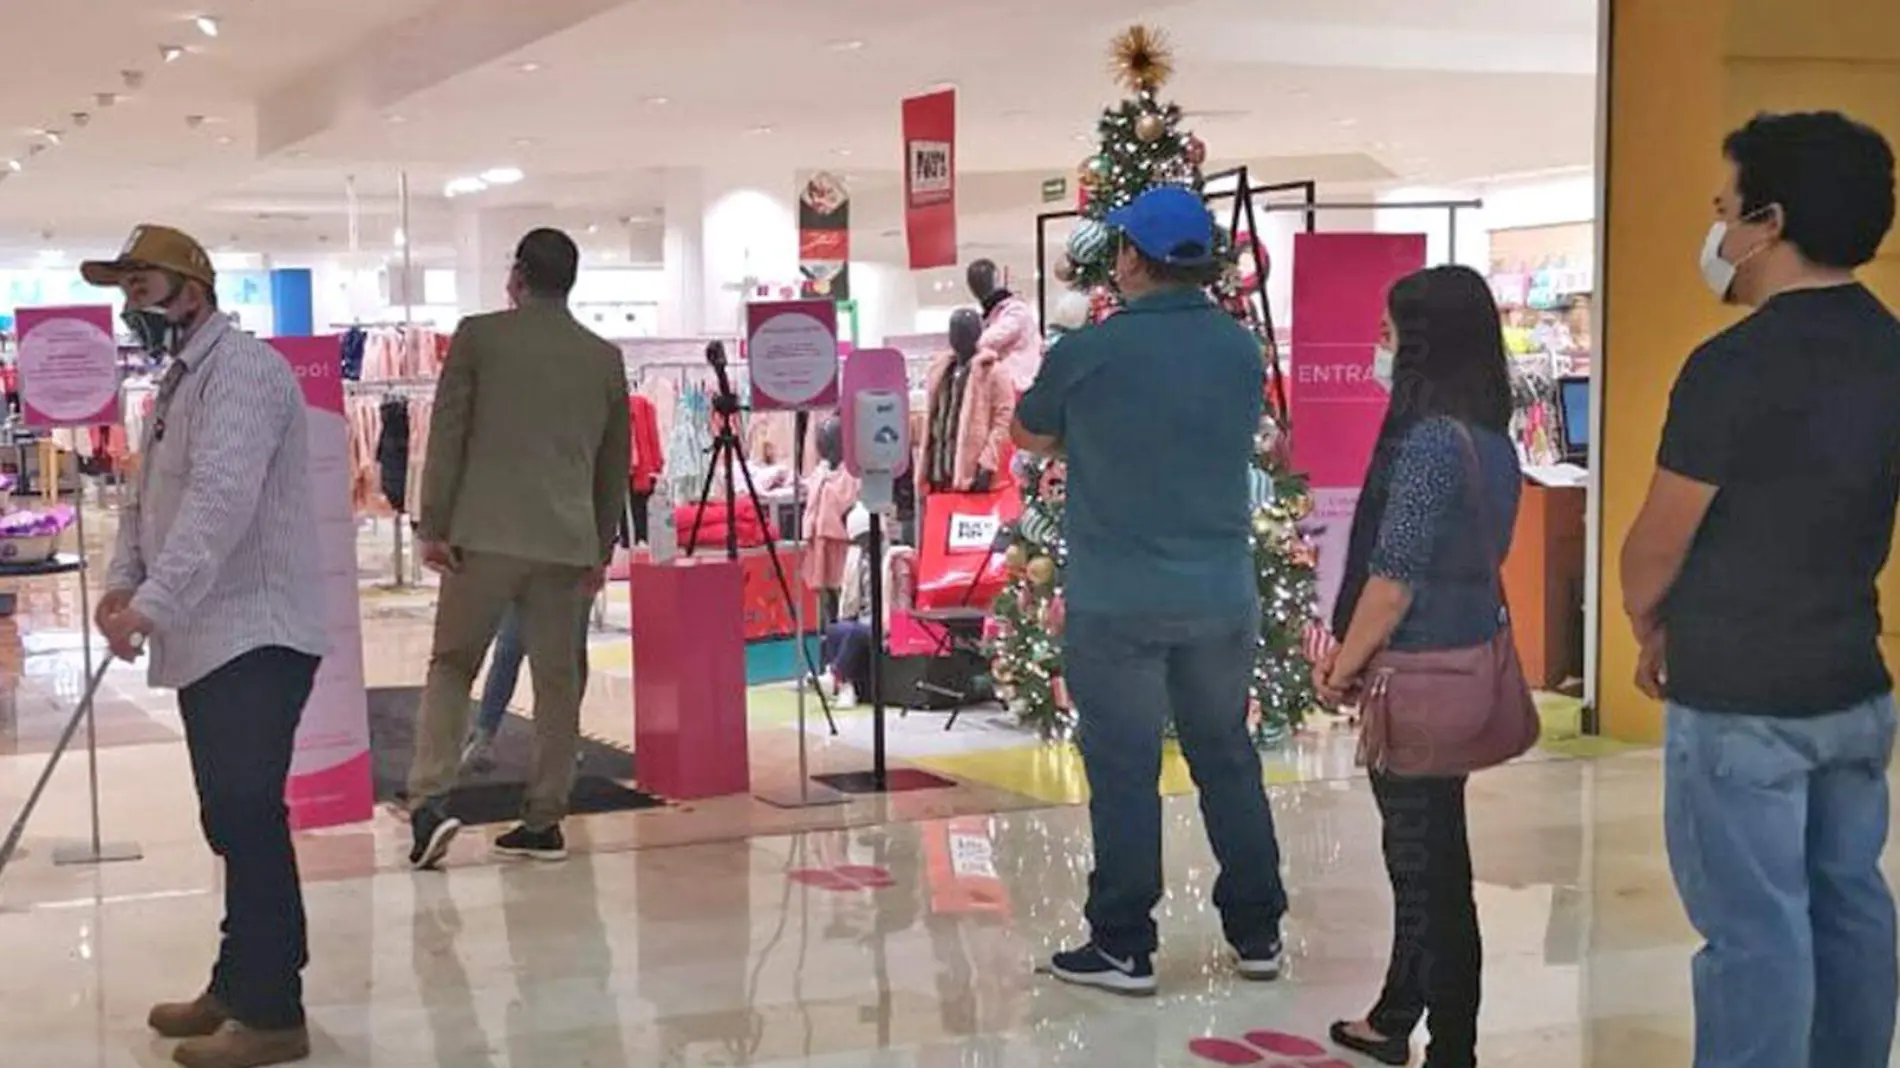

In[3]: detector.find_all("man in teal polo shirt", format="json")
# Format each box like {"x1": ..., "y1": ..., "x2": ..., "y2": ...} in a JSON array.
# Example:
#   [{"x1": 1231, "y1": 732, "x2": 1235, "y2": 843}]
[{"x1": 1014, "y1": 185, "x2": 1288, "y2": 995}]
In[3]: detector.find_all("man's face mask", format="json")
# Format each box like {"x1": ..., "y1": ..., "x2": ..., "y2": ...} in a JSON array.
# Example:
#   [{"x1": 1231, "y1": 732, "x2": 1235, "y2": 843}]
[{"x1": 120, "y1": 269, "x2": 192, "y2": 355}]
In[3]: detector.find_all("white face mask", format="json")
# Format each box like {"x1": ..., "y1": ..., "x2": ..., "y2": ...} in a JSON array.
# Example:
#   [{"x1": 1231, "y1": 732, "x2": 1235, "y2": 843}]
[
  {"x1": 1371, "y1": 345, "x2": 1396, "y2": 392},
  {"x1": 1698, "y1": 221, "x2": 1737, "y2": 300}
]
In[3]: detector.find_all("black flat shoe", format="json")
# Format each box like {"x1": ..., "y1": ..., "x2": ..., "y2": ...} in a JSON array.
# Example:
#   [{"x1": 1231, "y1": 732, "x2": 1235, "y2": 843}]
[{"x1": 1330, "y1": 1020, "x2": 1411, "y2": 1066}]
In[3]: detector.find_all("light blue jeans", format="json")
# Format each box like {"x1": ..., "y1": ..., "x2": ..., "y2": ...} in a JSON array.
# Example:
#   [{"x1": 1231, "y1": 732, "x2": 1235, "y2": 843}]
[
  {"x1": 1665, "y1": 695, "x2": 1898, "y2": 1068},
  {"x1": 475, "y1": 605, "x2": 591, "y2": 737}
]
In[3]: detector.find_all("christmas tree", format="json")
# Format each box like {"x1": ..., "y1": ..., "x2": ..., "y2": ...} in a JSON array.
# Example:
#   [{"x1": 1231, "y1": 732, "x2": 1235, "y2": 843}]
[{"x1": 985, "y1": 25, "x2": 1320, "y2": 744}]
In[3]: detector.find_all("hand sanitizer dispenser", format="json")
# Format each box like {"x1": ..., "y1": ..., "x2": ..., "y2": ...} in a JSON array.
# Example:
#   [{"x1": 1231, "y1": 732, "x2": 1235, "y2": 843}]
[{"x1": 854, "y1": 389, "x2": 909, "y2": 509}]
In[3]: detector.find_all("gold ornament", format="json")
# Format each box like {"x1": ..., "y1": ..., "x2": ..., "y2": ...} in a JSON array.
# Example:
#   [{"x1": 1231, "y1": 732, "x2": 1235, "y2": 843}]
[
  {"x1": 1004, "y1": 544, "x2": 1029, "y2": 572},
  {"x1": 1185, "y1": 135, "x2": 1208, "y2": 166},
  {"x1": 1027, "y1": 555, "x2": 1057, "y2": 587},
  {"x1": 1079, "y1": 155, "x2": 1110, "y2": 186},
  {"x1": 1135, "y1": 112, "x2": 1166, "y2": 143},
  {"x1": 1110, "y1": 24, "x2": 1175, "y2": 94},
  {"x1": 1052, "y1": 257, "x2": 1077, "y2": 284}
]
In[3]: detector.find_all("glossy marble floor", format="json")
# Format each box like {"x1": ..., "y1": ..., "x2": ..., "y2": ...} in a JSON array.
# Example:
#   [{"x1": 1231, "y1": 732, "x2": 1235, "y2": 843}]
[{"x1": 0, "y1": 511, "x2": 1871, "y2": 1065}]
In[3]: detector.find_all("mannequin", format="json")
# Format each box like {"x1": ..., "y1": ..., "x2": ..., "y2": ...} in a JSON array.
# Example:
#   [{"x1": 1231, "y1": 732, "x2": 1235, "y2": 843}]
[
  {"x1": 967, "y1": 258, "x2": 1043, "y2": 392},
  {"x1": 801, "y1": 416, "x2": 860, "y2": 625},
  {"x1": 920, "y1": 308, "x2": 1015, "y2": 499}
]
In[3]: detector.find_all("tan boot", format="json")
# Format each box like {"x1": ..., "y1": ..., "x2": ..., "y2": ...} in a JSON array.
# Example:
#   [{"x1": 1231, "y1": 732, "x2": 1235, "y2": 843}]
[
  {"x1": 147, "y1": 993, "x2": 230, "y2": 1039},
  {"x1": 171, "y1": 1022, "x2": 311, "y2": 1068}
]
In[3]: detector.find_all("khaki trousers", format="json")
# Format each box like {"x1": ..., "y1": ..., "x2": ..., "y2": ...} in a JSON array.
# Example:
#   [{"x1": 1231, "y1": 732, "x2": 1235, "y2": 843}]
[{"x1": 408, "y1": 550, "x2": 590, "y2": 828}]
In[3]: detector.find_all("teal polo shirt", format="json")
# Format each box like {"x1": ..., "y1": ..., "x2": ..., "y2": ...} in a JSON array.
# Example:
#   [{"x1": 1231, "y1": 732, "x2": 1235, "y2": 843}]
[{"x1": 1017, "y1": 286, "x2": 1264, "y2": 618}]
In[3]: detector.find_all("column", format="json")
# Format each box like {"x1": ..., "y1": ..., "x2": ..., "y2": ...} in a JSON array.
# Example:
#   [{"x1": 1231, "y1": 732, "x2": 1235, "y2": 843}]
[
  {"x1": 659, "y1": 169, "x2": 704, "y2": 336},
  {"x1": 451, "y1": 206, "x2": 544, "y2": 319},
  {"x1": 1596, "y1": 0, "x2": 1900, "y2": 741},
  {"x1": 699, "y1": 172, "x2": 798, "y2": 337}
]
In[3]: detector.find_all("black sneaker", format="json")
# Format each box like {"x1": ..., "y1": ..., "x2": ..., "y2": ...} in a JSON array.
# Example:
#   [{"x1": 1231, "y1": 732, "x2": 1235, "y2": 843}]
[
  {"x1": 1234, "y1": 938, "x2": 1285, "y2": 981},
  {"x1": 1329, "y1": 1020, "x2": 1412, "y2": 1066},
  {"x1": 493, "y1": 823, "x2": 568, "y2": 862},
  {"x1": 409, "y1": 803, "x2": 462, "y2": 871},
  {"x1": 1038, "y1": 943, "x2": 1156, "y2": 996}
]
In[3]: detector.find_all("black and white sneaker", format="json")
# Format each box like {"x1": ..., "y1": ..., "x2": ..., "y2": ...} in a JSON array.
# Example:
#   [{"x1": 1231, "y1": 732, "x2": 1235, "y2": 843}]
[
  {"x1": 409, "y1": 804, "x2": 462, "y2": 871},
  {"x1": 493, "y1": 823, "x2": 568, "y2": 862},
  {"x1": 1040, "y1": 943, "x2": 1156, "y2": 996},
  {"x1": 1234, "y1": 939, "x2": 1285, "y2": 981}
]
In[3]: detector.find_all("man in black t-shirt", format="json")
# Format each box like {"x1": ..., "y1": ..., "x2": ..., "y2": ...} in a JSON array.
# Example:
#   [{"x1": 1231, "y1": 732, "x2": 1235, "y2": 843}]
[{"x1": 1622, "y1": 111, "x2": 1899, "y2": 1068}]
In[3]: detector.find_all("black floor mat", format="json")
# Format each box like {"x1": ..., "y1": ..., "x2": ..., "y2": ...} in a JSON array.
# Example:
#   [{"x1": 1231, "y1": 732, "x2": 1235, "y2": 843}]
[{"x1": 366, "y1": 686, "x2": 662, "y2": 826}]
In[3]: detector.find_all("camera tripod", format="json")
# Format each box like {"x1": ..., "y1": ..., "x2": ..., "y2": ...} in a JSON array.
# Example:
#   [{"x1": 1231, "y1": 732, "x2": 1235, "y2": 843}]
[{"x1": 684, "y1": 341, "x2": 837, "y2": 735}]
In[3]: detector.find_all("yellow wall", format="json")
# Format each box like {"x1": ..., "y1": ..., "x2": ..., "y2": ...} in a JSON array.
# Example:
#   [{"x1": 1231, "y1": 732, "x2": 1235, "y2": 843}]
[{"x1": 1598, "y1": 0, "x2": 1900, "y2": 740}]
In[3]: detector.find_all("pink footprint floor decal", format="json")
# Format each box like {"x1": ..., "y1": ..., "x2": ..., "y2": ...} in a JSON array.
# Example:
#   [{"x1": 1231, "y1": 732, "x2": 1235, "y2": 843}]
[
  {"x1": 787, "y1": 865, "x2": 895, "y2": 893},
  {"x1": 1188, "y1": 1029, "x2": 1352, "y2": 1068}
]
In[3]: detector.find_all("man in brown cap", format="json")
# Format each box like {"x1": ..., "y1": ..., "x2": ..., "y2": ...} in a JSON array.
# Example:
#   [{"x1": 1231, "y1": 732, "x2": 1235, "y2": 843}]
[{"x1": 84, "y1": 224, "x2": 328, "y2": 1068}]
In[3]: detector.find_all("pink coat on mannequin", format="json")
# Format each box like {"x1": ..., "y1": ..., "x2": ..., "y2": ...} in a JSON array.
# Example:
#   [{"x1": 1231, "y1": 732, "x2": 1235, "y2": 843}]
[
  {"x1": 917, "y1": 348, "x2": 1015, "y2": 498},
  {"x1": 981, "y1": 293, "x2": 1042, "y2": 391}
]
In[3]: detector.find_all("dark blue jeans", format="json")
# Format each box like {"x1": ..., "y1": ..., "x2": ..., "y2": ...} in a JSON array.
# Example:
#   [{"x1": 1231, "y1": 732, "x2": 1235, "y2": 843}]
[
  {"x1": 820, "y1": 619, "x2": 873, "y2": 696},
  {"x1": 1063, "y1": 609, "x2": 1288, "y2": 956},
  {"x1": 179, "y1": 646, "x2": 321, "y2": 1031}
]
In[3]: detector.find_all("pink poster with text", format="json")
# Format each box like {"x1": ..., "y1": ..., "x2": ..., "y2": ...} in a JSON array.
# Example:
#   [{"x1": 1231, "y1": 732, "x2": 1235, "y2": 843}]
[
  {"x1": 270, "y1": 336, "x2": 372, "y2": 829},
  {"x1": 1290, "y1": 232, "x2": 1428, "y2": 622},
  {"x1": 16, "y1": 305, "x2": 121, "y2": 428}
]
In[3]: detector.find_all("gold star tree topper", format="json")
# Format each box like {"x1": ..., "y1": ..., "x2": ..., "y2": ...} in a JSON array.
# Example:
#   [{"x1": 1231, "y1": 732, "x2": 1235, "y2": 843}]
[{"x1": 1110, "y1": 24, "x2": 1175, "y2": 94}]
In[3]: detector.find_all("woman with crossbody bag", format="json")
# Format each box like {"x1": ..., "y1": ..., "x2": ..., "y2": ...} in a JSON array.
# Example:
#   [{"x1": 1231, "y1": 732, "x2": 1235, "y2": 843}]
[{"x1": 1313, "y1": 265, "x2": 1537, "y2": 1068}]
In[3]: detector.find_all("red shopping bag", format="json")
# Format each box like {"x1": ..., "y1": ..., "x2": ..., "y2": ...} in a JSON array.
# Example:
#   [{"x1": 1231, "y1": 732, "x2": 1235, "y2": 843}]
[{"x1": 915, "y1": 488, "x2": 1021, "y2": 611}]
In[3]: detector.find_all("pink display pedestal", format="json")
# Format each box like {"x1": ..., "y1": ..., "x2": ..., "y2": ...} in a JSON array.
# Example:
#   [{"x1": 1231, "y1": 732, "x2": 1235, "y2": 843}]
[{"x1": 630, "y1": 559, "x2": 751, "y2": 799}]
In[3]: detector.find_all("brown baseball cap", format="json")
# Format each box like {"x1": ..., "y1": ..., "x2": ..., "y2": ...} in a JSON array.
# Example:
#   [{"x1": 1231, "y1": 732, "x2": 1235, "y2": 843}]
[{"x1": 80, "y1": 224, "x2": 216, "y2": 289}]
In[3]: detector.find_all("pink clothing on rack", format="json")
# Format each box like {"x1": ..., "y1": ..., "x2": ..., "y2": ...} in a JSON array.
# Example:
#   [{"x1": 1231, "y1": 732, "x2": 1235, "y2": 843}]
[{"x1": 800, "y1": 464, "x2": 860, "y2": 591}]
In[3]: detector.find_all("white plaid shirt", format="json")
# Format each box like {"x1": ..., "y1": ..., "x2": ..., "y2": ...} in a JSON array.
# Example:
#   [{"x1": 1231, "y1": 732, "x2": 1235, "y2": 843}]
[{"x1": 109, "y1": 316, "x2": 329, "y2": 688}]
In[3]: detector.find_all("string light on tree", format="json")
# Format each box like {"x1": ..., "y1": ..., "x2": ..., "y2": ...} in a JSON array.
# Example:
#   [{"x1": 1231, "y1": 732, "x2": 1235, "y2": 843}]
[{"x1": 985, "y1": 24, "x2": 1321, "y2": 743}]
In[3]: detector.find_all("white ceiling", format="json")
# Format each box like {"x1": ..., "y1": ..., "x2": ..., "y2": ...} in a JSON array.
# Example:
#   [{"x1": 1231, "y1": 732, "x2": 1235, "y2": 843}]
[{"x1": 0, "y1": 0, "x2": 1598, "y2": 264}]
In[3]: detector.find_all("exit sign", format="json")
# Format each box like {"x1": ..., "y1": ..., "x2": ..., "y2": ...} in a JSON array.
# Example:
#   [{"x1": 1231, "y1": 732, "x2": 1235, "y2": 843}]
[{"x1": 1040, "y1": 177, "x2": 1068, "y2": 203}]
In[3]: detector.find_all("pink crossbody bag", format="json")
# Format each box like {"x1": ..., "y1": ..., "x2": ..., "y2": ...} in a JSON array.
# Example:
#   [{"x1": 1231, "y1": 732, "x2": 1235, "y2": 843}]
[{"x1": 1355, "y1": 423, "x2": 1541, "y2": 777}]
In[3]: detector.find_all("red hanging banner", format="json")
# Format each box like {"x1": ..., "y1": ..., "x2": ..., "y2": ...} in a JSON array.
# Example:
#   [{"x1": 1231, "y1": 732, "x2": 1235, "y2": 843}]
[{"x1": 902, "y1": 89, "x2": 958, "y2": 270}]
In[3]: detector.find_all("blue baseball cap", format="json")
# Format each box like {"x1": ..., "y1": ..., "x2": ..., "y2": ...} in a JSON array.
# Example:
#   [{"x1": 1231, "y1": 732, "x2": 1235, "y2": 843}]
[{"x1": 1106, "y1": 186, "x2": 1216, "y2": 267}]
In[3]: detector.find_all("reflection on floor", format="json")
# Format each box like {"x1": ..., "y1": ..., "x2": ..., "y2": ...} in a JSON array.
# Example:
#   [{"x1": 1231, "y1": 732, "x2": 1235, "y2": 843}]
[{"x1": 0, "y1": 512, "x2": 1812, "y2": 1065}]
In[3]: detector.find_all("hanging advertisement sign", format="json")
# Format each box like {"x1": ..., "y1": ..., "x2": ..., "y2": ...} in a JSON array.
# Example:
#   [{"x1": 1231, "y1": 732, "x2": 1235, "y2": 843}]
[
  {"x1": 902, "y1": 89, "x2": 958, "y2": 270},
  {"x1": 1289, "y1": 232, "x2": 1427, "y2": 621},
  {"x1": 270, "y1": 335, "x2": 372, "y2": 830},
  {"x1": 746, "y1": 300, "x2": 840, "y2": 411},
  {"x1": 15, "y1": 305, "x2": 120, "y2": 428},
  {"x1": 797, "y1": 171, "x2": 852, "y2": 301}
]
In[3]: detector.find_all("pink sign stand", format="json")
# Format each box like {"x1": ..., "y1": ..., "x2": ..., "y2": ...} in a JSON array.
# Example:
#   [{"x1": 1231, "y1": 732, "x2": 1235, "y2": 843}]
[
  {"x1": 1289, "y1": 232, "x2": 1427, "y2": 621},
  {"x1": 747, "y1": 300, "x2": 839, "y2": 411},
  {"x1": 16, "y1": 305, "x2": 120, "y2": 428},
  {"x1": 631, "y1": 559, "x2": 751, "y2": 799},
  {"x1": 270, "y1": 336, "x2": 373, "y2": 829}
]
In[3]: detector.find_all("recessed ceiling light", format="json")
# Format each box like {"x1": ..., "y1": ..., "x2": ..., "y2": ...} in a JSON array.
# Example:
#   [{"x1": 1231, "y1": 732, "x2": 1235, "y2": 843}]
[
  {"x1": 392, "y1": 227, "x2": 407, "y2": 248},
  {"x1": 586, "y1": 223, "x2": 599, "y2": 234},
  {"x1": 832, "y1": 147, "x2": 853, "y2": 157},
  {"x1": 645, "y1": 96, "x2": 670, "y2": 106},
  {"x1": 747, "y1": 124, "x2": 774, "y2": 135},
  {"x1": 160, "y1": 45, "x2": 185, "y2": 63},
  {"x1": 40, "y1": 130, "x2": 62, "y2": 145},
  {"x1": 385, "y1": 113, "x2": 406, "y2": 124},
  {"x1": 216, "y1": 135, "x2": 233, "y2": 145},
  {"x1": 828, "y1": 39, "x2": 865, "y2": 52},
  {"x1": 194, "y1": 15, "x2": 220, "y2": 37},
  {"x1": 512, "y1": 137, "x2": 539, "y2": 148},
  {"x1": 443, "y1": 177, "x2": 487, "y2": 197},
  {"x1": 516, "y1": 61, "x2": 543, "y2": 73},
  {"x1": 1337, "y1": 117, "x2": 1359, "y2": 128},
  {"x1": 5, "y1": 159, "x2": 19, "y2": 172},
  {"x1": 480, "y1": 166, "x2": 524, "y2": 185}
]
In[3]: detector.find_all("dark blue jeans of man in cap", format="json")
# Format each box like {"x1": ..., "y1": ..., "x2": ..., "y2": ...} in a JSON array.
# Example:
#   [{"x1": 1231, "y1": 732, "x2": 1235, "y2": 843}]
[{"x1": 1065, "y1": 609, "x2": 1288, "y2": 957}]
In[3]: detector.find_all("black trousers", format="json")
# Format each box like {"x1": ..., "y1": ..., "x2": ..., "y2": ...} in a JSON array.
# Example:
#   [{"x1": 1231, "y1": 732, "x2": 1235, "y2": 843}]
[
  {"x1": 178, "y1": 646, "x2": 321, "y2": 1031},
  {"x1": 1368, "y1": 771, "x2": 1481, "y2": 1068}
]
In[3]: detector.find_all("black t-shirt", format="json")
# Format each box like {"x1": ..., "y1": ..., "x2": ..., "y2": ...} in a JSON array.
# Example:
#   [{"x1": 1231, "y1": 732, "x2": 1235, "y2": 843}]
[{"x1": 1659, "y1": 284, "x2": 1900, "y2": 716}]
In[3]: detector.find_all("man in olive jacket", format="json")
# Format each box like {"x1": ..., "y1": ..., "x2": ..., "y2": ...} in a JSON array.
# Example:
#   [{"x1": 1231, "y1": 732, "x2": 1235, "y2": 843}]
[{"x1": 407, "y1": 228, "x2": 630, "y2": 869}]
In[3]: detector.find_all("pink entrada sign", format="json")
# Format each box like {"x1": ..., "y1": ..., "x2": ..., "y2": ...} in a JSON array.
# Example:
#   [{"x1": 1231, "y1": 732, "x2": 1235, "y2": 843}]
[
  {"x1": 270, "y1": 336, "x2": 372, "y2": 830},
  {"x1": 15, "y1": 305, "x2": 121, "y2": 429}
]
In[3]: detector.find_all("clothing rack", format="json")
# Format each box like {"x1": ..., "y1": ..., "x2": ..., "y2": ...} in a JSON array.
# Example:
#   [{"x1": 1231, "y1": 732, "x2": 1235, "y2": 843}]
[{"x1": 346, "y1": 379, "x2": 435, "y2": 586}]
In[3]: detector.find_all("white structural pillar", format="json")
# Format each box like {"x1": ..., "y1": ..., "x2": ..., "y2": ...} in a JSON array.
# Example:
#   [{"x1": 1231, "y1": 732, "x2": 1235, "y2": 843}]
[
  {"x1": 451, "y1": 206, "x2": 547, "y2": 318},
  {"x1": 659, "y1": 169, "x2": 705, "y2": 335},
  {"x1": 698, "y1": 171, "x2": 798, "y2": 337}
]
